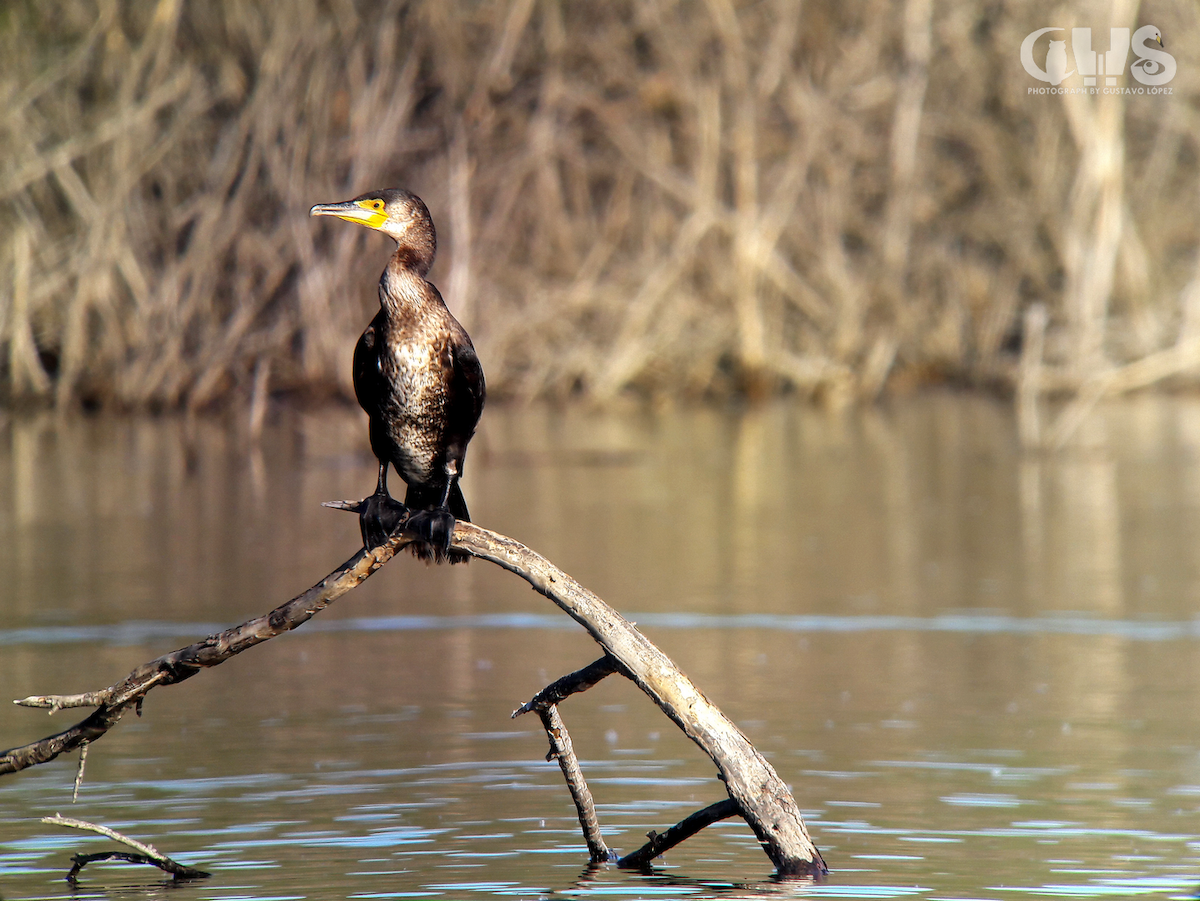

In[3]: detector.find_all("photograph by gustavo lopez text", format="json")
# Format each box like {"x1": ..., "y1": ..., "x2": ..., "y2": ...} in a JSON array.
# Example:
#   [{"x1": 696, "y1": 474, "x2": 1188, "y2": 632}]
[{"x1": 1022, "y1": 24, "x2": 1175, "y2": 96}]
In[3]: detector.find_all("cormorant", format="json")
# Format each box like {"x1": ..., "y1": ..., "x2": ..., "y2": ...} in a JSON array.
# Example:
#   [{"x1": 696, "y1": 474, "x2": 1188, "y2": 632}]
[{"x1": 310, "y1": 189, "x2": 485, "y2": 561}]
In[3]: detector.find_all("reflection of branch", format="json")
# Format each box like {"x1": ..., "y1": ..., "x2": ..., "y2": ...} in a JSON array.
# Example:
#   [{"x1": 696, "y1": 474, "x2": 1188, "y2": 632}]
[
  {"x1": 43, "y1": 814, "x2": 210, "y2": 883},
  {"x1": 4, "y1": 522, "x2": 825, "y2": 876}
]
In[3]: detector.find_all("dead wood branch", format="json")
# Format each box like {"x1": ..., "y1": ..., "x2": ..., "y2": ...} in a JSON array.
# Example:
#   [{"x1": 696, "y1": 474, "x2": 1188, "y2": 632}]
[
  {"x1": 538, "y1": 704, "x2": 612, "y2": 864},
  {"x1": 512, "y1": 655, "x2": 619, "y2": 715},
  {"x1": 618, "y1": 798, "x2": 741, "y2": 870},
  {"x1": 456, "y1": 524, "x2": 827, "y2": 876},
  {"x1": 43, "y1": 814, "x2": 210, "y2": 883},
  {"x1": 514, "y1": 657, "x2": 617, "y2": 863},
  {"x1": 3, "y1": 522, "x2": 825, "y2": 876},
  {"x1": 2, "y1": 538, "x2": 409, "y2": 774},
  {"x1": 516, "y1": 656, "x2": 811, "y2": 871}
]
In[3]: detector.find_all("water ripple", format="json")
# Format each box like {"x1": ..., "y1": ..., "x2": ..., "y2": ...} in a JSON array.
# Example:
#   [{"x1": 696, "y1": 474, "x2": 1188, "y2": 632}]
[{"x1": 10, "y1": 612, "x2": 1200, "y2": 647}]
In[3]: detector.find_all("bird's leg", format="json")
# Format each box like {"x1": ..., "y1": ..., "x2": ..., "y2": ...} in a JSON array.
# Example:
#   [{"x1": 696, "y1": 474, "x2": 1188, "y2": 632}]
[
  {"x1": 404, "y1": 463, "x2": 460, "y2": 560},
  {"x1": 359, "y1": 462, "x2": 409, "y2": 548},
  {"x1": 322, "y1": 462, "x2": 408, "y2": 550}
]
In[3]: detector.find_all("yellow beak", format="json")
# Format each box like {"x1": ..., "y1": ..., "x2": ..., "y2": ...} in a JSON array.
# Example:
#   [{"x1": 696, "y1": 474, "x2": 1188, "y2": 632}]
[{"x1": 309, "y1": 199, "x2": 387, "y2": 230}]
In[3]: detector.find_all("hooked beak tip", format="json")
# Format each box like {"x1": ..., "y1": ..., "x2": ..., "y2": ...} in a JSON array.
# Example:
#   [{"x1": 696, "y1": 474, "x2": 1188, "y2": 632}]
[{"x1": 309, "y1": 201, "x2": 379, "y2": 226}]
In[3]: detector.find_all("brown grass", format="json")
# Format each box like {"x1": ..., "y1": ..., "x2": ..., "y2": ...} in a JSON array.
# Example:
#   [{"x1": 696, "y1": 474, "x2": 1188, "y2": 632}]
[{"x1": 2, "y1": 0, "x2": 1199, "y2": 415}]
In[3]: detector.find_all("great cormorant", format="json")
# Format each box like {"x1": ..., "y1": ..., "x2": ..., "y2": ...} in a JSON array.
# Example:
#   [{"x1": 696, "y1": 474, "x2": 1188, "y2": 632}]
[{"x1": 310, "y1": 189, "x2": 485, "y2": 562}]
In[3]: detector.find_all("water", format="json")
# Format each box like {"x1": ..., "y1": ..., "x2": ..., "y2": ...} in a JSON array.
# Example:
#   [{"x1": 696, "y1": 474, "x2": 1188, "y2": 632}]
[{"x1": 2, "y1": 393, "x2": 1200, "y2": 899}]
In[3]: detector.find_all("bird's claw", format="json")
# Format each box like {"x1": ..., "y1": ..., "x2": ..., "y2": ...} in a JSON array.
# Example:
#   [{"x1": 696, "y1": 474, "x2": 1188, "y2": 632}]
[
  {"x1": 404, "y1": 508, "x2": 457, "y2": 561},
  {"x1": 324, "y1": 493, "x2": 408, "y2": 550}
]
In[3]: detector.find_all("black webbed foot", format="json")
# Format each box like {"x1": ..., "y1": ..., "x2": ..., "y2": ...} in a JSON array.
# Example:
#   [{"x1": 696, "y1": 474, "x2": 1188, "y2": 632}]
[
  {"x1": 360, "y1": 492, "x2": 408, "y2": 549},
  {"x1": 323, "y1": 493, "x2": 408, "y2": 550},
  {"x1": 404, "y1": 507, "x2": 457, "y2": 562}
]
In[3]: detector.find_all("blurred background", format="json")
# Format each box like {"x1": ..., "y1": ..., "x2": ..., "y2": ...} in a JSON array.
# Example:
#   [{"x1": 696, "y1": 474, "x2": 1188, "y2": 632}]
[{"x1": 0, "y1": 0, "x2": 1197, "y2": 427}]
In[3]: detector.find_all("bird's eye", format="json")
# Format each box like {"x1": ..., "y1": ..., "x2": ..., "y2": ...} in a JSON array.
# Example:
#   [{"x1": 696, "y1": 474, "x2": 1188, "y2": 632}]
[{"x1": 372, "y1": 200, "x2": 383, "y2": 210}]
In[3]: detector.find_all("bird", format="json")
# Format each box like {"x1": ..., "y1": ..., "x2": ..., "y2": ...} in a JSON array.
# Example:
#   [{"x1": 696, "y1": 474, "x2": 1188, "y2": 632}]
[
  {"x1": 309, "y1": 189, "x2": 485, "y2": 562},
  {"x1": 1045, "y1": 40, "x2": 1072, "y2": 86}
]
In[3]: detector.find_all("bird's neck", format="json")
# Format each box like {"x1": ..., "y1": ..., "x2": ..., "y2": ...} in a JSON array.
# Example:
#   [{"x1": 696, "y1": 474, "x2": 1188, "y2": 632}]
[
  {"x1": 393, "y1": 241, "x2": 433, "y2": 278},
  {"x1": 380, "y1": 255, "x2": 442, "y2": 320}
]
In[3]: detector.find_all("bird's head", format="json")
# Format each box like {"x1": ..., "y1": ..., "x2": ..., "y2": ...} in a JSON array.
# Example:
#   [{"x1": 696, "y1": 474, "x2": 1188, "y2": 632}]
[{"x1": 310, "y1": 188, "x2": 436, "y2": 273}]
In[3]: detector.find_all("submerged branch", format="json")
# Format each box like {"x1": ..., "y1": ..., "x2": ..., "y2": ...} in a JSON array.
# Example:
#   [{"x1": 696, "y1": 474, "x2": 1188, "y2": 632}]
[
  {"x1": 618, "y1": 798, "x2": 741, "y2": 870},
  {"x1": 539, "y1": 704, "x2": 613, "y2": 864},
  {"x1": 44, "y1": 814, "x2": 210, "y2": 882}
]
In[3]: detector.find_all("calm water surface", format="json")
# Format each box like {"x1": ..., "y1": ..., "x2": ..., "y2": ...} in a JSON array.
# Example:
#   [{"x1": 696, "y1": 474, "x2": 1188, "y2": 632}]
[{"x1": 2, "y1": 394, "x2": 1200, "y2": 899}]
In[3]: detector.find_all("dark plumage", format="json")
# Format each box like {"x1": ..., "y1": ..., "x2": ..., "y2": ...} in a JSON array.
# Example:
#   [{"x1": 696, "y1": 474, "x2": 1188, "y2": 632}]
[{"x1": 310, "y1": 189, "x2": 485, "y2": 561}]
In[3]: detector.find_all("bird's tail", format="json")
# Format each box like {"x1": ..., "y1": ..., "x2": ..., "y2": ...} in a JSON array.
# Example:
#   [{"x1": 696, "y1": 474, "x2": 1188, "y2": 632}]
[
  {"x1": 447, "y1": 481, "x2": 470, "y2": 522},
  {"x1": 403, "y1": 481, "x2": 470, "y2": 521}
]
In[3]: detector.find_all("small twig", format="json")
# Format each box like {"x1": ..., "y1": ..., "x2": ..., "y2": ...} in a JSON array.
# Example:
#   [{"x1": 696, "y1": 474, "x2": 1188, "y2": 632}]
[
  {"x1": 72, "y1": 742, "x2": 88, "y2": 801},
  {"x1": 618, "y1": 798, "x2": 741, "y2": 870},
  {"x1": 18, "y1": 670, "x2": 171, "y2": 713},
  {"x1": 43, "y1": 814, "x2": 210, "y2": 883},
  {"x1": 539, "y1": 705, "x2": 613, "y2": 864},
  {"x1": 45, "y1": 814, "x2": 177, "y2": 859},
  {"x1": 512, "y1": 656, "x2": 620, "y2": 718}
]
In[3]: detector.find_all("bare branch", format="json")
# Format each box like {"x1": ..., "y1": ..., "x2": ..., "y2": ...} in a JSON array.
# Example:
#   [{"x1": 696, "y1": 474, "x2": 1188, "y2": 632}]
[
  {"x1": 618, "y1": 798, "x2": 741, "y2": 870},
  {"x1": 71, "y1": 742, "x2": 87, "y2": 802},
  {"x1": 452, "y1": 523, "x2": 827, "y2": 877},
  {"x1": 2, "y1": 536, "x2": 411, "y2": 775},
  {"x1": 4, "y1": 521, "x2": 825, "y2": 876},
  {"x1": 43, "y1": 814, "x2": 209, "y2": 882},
  {"x1": 512, "y1": 656, "x2": 619, "y2": 718},
  {"x1": 539, "y1": 705, "x2": 613, "y2": 864}
]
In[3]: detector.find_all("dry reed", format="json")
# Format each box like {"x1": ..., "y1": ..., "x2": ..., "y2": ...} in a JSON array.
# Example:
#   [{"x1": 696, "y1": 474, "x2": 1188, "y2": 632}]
[{"x1": 1, "y1": 0, "x2": 1198, "y2": 419}]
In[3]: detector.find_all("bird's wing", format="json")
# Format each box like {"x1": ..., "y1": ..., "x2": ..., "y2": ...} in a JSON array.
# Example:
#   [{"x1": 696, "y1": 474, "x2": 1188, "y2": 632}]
[
  {"x1": 352, "y1": 314, "x2": 387, "y2": 415},
  {"x1": 451, "y1": 337, "x2": 487, "y2": 429}
]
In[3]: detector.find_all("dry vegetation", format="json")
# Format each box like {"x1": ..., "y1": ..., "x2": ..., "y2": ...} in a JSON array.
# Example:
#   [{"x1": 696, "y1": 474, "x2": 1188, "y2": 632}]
[{"x1": 2, "y1": 0, "x2": 1199, "y2": 422}]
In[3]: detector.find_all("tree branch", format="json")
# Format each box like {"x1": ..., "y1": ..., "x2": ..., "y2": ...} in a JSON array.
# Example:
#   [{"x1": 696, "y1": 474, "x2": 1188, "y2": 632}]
[
  {"x1": 511, "y1": 655, "x2": 619, "y2": 717},
  {"x1": 453, "y1": 523, "x2": 826, "y2": 876},
  {"x1": 44, "y1": 814, "x2": 210, "y2": 882},
  {"x1": 618, "y1": 798, "x2": 741, "y2": 869},
  {"x1": 538, "y1": 704, "x2": 613, "y2": 864},
  {"x1": 3, "y1": 521, "x2": 825, "y2": 876},
  {"x1": 2, "y1": 537, "x2": 412, "y2": 775}
]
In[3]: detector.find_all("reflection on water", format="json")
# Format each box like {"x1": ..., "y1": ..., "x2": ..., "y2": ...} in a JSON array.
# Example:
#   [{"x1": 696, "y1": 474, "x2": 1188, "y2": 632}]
[{"x1": 2, "y1": 393, "x2": 1200, "y2": 899}]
